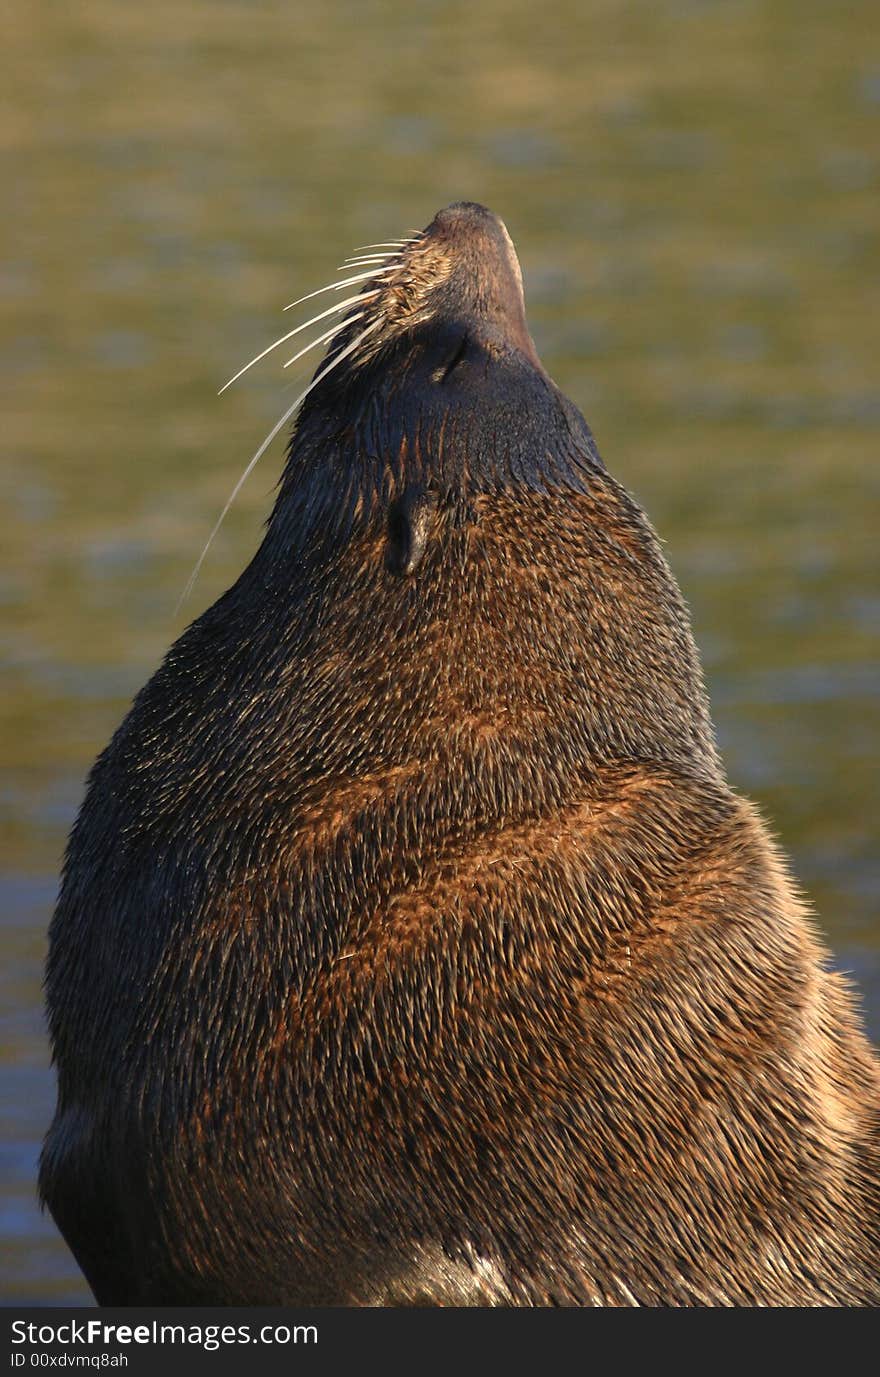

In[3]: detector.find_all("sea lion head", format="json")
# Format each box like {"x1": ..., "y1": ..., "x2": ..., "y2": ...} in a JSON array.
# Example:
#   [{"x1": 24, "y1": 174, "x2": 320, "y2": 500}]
[
  {"x1": 353, "y1": 200, "x2": 542, "y2": 374},
  {"x1": 281, "y1": 201, "x2": 600, "y2": 505}
]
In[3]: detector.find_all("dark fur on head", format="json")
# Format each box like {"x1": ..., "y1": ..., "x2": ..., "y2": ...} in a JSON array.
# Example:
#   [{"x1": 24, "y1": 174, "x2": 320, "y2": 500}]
[{"x1": 41, "y1": 202, "x2": 880, "y2": 1305}]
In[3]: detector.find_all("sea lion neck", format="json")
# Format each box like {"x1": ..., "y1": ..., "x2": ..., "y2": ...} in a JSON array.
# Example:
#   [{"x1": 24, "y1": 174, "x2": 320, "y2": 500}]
[{"x1": 271, "y1": 203, "x2": 603, "y2": 522}]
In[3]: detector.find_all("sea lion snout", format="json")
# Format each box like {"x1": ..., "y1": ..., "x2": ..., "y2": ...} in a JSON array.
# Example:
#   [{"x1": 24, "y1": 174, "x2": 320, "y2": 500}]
[
  {"x1": 416, "y1": 201, "x2": 540, "y2": 368},
  {"x1": 360, "y1": 201, "x2": 541, "y2": 373},
  {"x1": 426, "y1": 199, "x2": 520, "y2": 281}
]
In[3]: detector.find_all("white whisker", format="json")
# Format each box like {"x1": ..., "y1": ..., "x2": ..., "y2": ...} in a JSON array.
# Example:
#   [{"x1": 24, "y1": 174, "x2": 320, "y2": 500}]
[
  {"x1": 219, "y1": 293, "x2": 377, "y2": 393},
  {"x1": 281, "y1": 312, "x2": 363, "y2": 370},
  {"x1": 179, "y1": 315, "x2": 385, "y2": 613},
  {"x1": 338, "y1": 255, "x2": 392, "y2": 269},
  {"x1": 352, "y1": 240, "x2": 409, "y2": 251},
  {"x1": 282, "y1": 267, "x2": 393, "y2": 314},
  {"x1": 289, "y1": 312, "x2": 384, "y2": 392}
]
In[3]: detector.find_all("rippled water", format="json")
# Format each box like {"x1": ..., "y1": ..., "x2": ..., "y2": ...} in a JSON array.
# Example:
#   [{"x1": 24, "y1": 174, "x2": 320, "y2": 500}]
[{"x1": 3, "y1": 0, "x2": 878, "y2": 1305}]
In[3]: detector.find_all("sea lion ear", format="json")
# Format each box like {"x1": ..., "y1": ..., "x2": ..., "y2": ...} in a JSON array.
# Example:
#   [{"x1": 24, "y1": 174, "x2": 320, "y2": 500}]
[{"x1": 386, "y1": 484, "x2": 440, "y2": 576}]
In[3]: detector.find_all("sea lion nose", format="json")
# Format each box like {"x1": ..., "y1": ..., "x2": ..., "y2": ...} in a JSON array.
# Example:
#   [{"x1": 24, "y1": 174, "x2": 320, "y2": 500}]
[
  {"x1": 432, "y1": 201, "x2": 506, "y2": 234},
  {"x1": 427, "y1": 202, "x2": 518, "y2": 270}
]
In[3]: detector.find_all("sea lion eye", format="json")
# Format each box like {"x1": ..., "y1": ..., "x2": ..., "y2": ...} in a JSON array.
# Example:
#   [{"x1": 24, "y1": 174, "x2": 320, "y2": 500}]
[{"x1": 433, "y1": 333, "x2": 469, "y2": 384}]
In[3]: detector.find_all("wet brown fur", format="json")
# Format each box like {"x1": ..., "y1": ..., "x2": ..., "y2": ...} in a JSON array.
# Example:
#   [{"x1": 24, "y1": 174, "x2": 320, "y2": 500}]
[{"x1": 41, "y1": 203, "x2": 880, "y2": 1305}]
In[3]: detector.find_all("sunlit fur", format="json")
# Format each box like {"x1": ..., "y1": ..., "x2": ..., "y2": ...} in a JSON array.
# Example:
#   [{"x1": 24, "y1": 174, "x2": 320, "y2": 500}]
[{"x1": 41, "y1": 202, "x2": 880, "y2": 1306}]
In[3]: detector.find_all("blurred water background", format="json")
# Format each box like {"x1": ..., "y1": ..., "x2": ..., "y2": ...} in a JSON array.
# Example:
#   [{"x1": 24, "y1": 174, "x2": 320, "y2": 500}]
[{"x1": 2, "y1": 0, "x2": 878, "y2": 1304}]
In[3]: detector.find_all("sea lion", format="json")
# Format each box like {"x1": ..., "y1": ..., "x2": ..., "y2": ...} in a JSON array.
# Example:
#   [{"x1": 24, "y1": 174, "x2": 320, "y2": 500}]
[{"x1": 41, "y1": 201, "x2": 880, "y2": 1306}]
